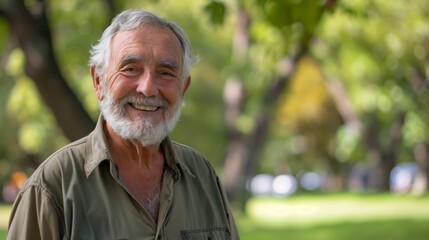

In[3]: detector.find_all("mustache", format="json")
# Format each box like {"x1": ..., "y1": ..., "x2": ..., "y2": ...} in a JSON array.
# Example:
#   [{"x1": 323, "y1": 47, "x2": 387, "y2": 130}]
[{"x1": 118, "y1": 95, "x2": 168, "y2": 107}]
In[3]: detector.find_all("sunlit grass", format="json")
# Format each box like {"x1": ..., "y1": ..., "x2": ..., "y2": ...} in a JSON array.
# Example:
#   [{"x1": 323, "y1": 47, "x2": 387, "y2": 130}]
[
  {"x1": 238, "y1": 193, "x2": 429, "y2": 239},
  {"x1": 0, "y1": 204, "x2": 11, "y2": 239},
  {"x1": 238, "y1": 218, "x2": 429, "y2": 240},
  {"x1": 246, "y1": 193, "x2": 429, "y2": 226}
]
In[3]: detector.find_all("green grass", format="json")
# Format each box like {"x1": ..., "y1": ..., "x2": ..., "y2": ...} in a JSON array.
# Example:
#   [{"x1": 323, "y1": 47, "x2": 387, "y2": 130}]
[
  {"x1": 237, "y1": 193, "x2": 429, "y2": 240},
  {"x1": 0, "y1": 204, "x2": 11, "y2": 239},
  {"x1": 1, "y1": 193, "x2": 428, "y2": 239},
  {"x1": 238, "y1": 218, "x2": 429, "y2": 239}
]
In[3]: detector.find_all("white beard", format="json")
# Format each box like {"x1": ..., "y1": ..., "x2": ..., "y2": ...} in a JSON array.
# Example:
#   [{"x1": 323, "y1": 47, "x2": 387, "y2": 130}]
[{"x1": 99, "y1": 85, "x2": 182, "y2": 146}]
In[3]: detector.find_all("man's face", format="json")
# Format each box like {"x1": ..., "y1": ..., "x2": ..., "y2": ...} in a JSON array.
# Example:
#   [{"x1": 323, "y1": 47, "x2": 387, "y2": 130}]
[{"x1": 96, "y1": 24, "x2": 190, "y2": 146}]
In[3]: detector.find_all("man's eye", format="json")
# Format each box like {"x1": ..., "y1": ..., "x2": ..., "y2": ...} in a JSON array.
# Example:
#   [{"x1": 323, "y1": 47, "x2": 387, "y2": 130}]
[
  {"x1": 123, "y1": 67, "x2": 137, "y2": 72},
  {"x1": 161, "y1": 72, "x2": 172, "y2": 76},
  {"x1": 120, "y1": 65, "x2": 141, "y2": 76},
  {"x1": 159, "y1": 70, "x2": 176, "y2": 77}
]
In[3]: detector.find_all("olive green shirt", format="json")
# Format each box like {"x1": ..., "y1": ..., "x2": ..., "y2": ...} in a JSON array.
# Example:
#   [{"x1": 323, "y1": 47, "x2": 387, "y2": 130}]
[{"x1": 8, "y1": 116, "x2": 239, "y2": 240}]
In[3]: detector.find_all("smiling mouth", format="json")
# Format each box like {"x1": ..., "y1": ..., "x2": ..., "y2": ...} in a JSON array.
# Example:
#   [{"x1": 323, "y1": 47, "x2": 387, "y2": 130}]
[{"x1": 130, "y1": 103, "x2": 159, "y2": 111}]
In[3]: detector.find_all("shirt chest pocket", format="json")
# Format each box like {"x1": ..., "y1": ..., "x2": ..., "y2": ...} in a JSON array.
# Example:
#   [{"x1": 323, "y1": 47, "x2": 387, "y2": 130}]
[{"x1": 181, "y1": 227, "x2": 231, "y2": 240}]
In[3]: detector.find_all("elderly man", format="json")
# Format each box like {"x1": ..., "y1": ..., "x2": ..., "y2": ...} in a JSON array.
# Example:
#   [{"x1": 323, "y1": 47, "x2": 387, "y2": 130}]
[{"x1": 8, "y1": 9, "x2": 239, "y2": 240}]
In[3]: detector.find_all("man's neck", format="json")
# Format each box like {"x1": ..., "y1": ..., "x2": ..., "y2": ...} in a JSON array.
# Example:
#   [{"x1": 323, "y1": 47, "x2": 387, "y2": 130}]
[{"x1": 103, "y1": 121, "x2": 165, "y2": 222}]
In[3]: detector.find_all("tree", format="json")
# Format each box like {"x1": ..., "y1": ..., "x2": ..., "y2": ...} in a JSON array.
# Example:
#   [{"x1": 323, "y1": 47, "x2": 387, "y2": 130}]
[
  {"x1": 314, "y1": 0, "x2": 429, "y2": 191},
  {"x1": 204, "y1": 0, "x2": 337, "y2": 205},
  {"x1": 0, "y1": 0, "x2": 96, "y2": 141}
]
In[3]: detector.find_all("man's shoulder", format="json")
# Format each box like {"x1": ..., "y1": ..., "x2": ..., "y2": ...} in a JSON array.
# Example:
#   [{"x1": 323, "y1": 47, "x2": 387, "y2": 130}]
[
  {"x1": 171, "y1": 141, "x2": 207, "y2": 163},
  {"x1": 25, "y1": 136, "x2": 90, "y2": 187},
  {"x1": 45, "y1": 135, "x2": 90, "y2": 167},
  {"x1": 171, "y1": 141, "x2": 217, "y2": 176},
  {"x1": 171, "y1": 141, "x2": 200, "y2": 155}
]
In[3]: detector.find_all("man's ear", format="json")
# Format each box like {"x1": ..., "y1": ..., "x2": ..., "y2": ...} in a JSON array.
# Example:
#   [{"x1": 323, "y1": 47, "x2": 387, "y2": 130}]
[
  {"x1": 182, "y1": 76, "x2": 191, "y2": 95},
  {"x1": 91, "y1": 66, "x2": 104, "y2": 101}
]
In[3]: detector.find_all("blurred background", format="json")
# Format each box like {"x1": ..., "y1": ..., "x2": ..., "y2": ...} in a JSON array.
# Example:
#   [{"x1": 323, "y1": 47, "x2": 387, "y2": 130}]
[{"x1": 0, "y1": 0, "x2": 429, "y2": 239}]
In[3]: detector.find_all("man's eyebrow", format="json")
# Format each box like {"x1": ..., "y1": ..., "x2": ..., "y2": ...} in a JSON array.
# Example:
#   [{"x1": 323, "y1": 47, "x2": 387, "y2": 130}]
[
  {"x1": 121, "y1": 54, "x2": 145, "y2": 63},
  {"x1": 158, "y1": 60, "x2": 178, "y2": 69},
  {"x1": 120, "y1": 55, "x2": 178, "y2": 69}
]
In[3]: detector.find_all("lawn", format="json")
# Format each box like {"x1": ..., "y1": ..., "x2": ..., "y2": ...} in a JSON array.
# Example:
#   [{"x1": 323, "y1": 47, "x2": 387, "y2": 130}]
[
  {"x1": 1, "y1": 193, "x2": 428, "y2": 239},
  {"x1": 0, "y1": 204, "x2": 10, "y2": 239},
  {"x1": 237, "y1": 193, "x2": 429, "y2": 240}
]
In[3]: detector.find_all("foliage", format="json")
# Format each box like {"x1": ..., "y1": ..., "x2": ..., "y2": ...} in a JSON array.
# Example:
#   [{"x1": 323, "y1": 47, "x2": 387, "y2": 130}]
[
  {"x1": 258, "y1": 57, "x2": 343, "y2": 174},
  {"x1": 50, "y1": 0, "x2": 107, "y2": 120},
  {"x1": 314, "y1": 0, "x2": 429, "y2": 156},
  {"x1": 204, "y1": 0, "x2": 226, "y2": 26}
]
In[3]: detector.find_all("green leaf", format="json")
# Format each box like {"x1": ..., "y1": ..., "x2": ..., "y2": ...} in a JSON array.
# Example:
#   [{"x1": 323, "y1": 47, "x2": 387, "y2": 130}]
[{"x1": 204, "y1": 0, "x2": 226, "y2": 26}]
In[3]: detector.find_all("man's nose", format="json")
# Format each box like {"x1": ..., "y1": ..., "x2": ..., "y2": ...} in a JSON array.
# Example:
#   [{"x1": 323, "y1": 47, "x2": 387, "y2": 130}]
[{"x1": 136, "y1": 71, "x2": 158, "y2": 97}]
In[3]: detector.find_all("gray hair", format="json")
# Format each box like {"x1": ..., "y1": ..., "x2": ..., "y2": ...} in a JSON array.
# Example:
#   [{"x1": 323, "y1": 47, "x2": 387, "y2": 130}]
[{"x1": 89, "y1": 10, "x2": 199, "y2": 81}]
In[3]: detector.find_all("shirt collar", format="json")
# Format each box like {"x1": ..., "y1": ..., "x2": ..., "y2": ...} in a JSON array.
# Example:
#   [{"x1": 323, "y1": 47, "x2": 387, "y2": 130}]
[
  {"x1": 84, "y1": 115, "x2": 111, "y2": 177},
  {"x1": 161, "y1": 137, "x2": 196, "y2": 180},
  {"x1": 84, "y1": 115, "x2": 195, "y2": 179}
]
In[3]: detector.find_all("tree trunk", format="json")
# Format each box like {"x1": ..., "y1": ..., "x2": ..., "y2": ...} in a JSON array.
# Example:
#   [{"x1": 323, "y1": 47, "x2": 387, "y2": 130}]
[
  {"x1": 412, "y1": 142, "x2": 429, "y2": 195},
  {"x1": 221, "y1": 7, "x2": 250, "y2": 200},
  {"x1": 381, "y1": 111, "x2": 405, "y2": 190},
  {"x1": 243, "y1": 55, "x2": 302, "y2": 182},
  {"x1": 0, "y1": 0, "x2": 95, "y2": 141}
]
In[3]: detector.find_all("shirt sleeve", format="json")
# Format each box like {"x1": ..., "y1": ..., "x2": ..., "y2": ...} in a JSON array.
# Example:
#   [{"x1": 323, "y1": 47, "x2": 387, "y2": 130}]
[
  {"x1": 7, "y1": 184, "x2": 64, "y2": 240},
  {"x1": 216, "y1": 177, "x2": 240, "y2": 240}
]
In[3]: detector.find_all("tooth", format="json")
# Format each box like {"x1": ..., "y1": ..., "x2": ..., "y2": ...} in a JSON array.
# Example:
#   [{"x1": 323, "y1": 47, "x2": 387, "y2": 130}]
[{"x1": 132, "y1": 103, "x2": 157, "y2": 111}]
